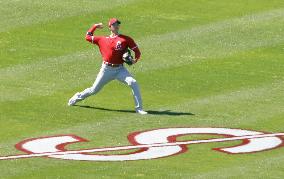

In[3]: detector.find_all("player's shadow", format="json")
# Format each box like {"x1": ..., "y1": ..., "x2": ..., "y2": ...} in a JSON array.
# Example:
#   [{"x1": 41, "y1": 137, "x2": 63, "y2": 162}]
[
  {"x1": 147, "y1": 110, "x2": 194, "y2": 116},
  {"x1": 75, "y1": 105, "x2": 194, "y2": 116}
]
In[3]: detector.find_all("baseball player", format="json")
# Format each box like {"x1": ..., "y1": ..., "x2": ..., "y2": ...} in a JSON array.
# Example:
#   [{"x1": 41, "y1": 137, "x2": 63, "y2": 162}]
[{"x1": 68, "y1": 18, "x2": 147, "y2": 115}]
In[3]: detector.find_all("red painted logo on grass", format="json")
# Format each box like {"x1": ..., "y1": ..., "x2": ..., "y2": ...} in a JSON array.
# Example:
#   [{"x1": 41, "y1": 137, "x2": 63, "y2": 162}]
[{"x1": 0, "y1": 127, "x2": 283, "y2": 161}]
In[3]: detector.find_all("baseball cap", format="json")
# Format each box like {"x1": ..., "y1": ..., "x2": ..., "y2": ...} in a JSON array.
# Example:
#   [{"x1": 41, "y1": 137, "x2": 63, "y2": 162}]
[{"x1": 108, "y1": 18, "x2": 121, "y2": 27}]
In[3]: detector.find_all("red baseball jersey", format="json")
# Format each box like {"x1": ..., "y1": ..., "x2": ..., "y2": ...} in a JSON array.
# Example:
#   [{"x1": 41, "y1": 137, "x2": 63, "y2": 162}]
[{"x1": 85, "y1": 25, "x2": 141, "y2": 64}]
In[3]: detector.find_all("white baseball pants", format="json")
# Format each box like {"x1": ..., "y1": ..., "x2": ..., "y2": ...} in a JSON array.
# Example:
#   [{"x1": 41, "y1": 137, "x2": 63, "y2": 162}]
[{"x1": 77, "y1": 64, "x2": 143, "y2": 110}]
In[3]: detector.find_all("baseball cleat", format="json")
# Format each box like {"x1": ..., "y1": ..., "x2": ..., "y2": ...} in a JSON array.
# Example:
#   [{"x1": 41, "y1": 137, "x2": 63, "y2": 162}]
[
  {"x1": 68, "y1": 92, "x2": 81, "y2": 106},
  {"x1": 136, "y1": 109, "x2": 148, "y2": 115}
]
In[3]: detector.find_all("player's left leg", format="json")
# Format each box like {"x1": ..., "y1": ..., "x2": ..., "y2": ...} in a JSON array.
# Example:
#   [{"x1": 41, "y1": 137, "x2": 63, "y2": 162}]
[
  {"x1": 68, "y1": 64, "x2": 115, "y2": 106},
  {"x1": 116, "y1": 67, "x2": 147, "y2": 114}
]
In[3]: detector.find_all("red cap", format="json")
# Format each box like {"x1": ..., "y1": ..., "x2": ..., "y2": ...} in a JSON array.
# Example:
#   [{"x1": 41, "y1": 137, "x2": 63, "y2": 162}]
[{"x1": 108, "y1": 18, "x2": 121, "y2": 27}]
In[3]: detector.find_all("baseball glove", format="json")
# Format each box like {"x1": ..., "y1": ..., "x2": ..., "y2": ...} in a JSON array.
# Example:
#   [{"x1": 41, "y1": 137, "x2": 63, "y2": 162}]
[{"x1": 122, "y1": 49, "x2": 135, "y2": 65}]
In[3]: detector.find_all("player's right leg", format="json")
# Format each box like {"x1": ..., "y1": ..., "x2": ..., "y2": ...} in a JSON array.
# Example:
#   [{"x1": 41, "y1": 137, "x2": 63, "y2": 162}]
[{"x1": 68, "y1": 64, "x2": 114, "y2": 106}]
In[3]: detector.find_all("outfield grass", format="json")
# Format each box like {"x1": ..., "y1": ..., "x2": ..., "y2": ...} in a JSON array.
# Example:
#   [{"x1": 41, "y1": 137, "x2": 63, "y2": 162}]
[{"x1": 1, "y1": 0, "x2": 284, "y2": 178}]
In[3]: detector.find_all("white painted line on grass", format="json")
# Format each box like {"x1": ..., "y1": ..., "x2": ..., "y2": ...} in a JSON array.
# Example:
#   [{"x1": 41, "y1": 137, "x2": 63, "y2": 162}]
[{"x1": 0, "y1": 133, "x2": 283, "y2": 160}]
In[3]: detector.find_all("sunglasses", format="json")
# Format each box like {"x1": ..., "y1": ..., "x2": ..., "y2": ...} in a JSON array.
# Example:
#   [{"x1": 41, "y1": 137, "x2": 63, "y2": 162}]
[{"x1": 111, "y1": 22, "x2": 120, "y2": 26}]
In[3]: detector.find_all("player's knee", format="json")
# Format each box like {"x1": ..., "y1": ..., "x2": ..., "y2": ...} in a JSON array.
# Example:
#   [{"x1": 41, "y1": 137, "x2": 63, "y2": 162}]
[{"x1": 125, "y1": 77, "x2": 137, "y2": 86}]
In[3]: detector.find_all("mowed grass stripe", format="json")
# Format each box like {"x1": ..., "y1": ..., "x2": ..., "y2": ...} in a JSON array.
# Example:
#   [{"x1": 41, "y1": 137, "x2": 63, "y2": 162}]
[
  {"x1": 174, "y1": 80, "x2": 284, "y2": 127},
  {"x1": 139, "y1": 8, "x2": 284, "y2": 71},
  {"x1": 0, "y1": 0, "x2": 140, "y2": 33},
  {"x1": 193, "y1": 154, "x2": 284, "y2": 179},
  {"x1": 0, "y1": 50, "x2": 100, "y2": 102},
  {"x1": 1, "y1": 8, "x2": 284, "y2": 102}
]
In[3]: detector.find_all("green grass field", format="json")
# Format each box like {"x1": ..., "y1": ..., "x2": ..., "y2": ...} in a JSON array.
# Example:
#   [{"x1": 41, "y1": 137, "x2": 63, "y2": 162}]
[{"x1": 1, "y1": 0, "x2": 284, "y2": 178}]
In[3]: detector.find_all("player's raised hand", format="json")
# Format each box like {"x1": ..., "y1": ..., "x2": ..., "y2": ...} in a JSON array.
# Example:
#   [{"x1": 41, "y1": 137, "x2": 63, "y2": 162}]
[{"x1": 95, "y1": 23, "x2": 104, "y2": 29}]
